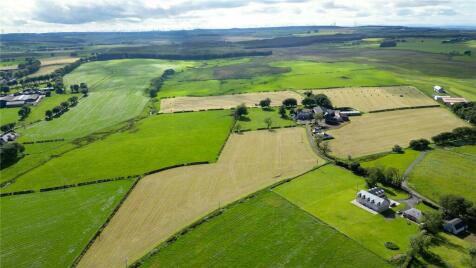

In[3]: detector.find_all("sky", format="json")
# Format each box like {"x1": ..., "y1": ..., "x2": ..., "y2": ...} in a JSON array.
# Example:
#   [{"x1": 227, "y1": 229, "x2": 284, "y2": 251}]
[{"x1": 1, "y1": 0, "x2": 475, "y2": 33}]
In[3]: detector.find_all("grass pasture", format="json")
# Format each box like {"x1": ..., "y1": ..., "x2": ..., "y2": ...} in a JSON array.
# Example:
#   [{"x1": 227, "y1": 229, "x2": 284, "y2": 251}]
[
  {"x1": 274, "y1": 165, "x2": 420, "y2": 259},
  {"x1": 78, "y1": 128, "x2": 321, "y2": 267},
  {"x1": 0, "y1": 180, "x2": 134, "y2": 268},
  {"x1": 308, "y1": 86, "x2": 436, "y2": 112},
  {"x1": 361, "y1": 149, "x2": 420, "y2": 174},
  {"x1": 141, "y1": 191, "x2": 390, "y2": 268},
  {"x1": 20, "y1": 59, "x2": 191, "y2": 140},
  {"x1": 4, "y1": 110, "x2": 233, "y2": 192},
  {"x1": 160, "y1": 91, "x2": 303, "y2": 113},
  {"x1": 327, "y1": 107, "x2": 468, "y2": 158},
  {"x1": 408, "y1": 146, "x2": 476, "y2": 204},
  {"x1": 159, "y1": 60, "x2": 404, "y2": 97},
  {"x1": 238, "y1": 107, "x2": 296, "y2": 130}
]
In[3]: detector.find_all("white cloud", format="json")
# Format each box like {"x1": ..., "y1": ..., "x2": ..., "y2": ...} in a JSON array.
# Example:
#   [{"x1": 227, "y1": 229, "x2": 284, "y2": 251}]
[{"x1": 0, "y1": 0, "x2": 474, "y2": 33}]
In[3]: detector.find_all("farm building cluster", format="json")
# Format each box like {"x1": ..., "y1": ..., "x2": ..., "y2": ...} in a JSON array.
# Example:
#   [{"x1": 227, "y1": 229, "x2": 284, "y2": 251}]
[
  {"x1": 432, "y1": 85, "x2": 468, "y2": 106},
  {"x1": 0, "y1": 88, "x2": 52, "y2": 108}
]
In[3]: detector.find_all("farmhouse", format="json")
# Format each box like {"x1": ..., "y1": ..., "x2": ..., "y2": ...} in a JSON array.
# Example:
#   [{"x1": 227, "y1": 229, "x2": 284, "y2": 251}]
[
  {"x1": 433, "y1": 85, "x2": 446, "y2": 94},
  {"x1": 295, "y1": 109, "x2": 314, "y2": 121},
  {"x1": 0, "y1": 132, "x2": 18, "y2": 145},
  {"x1": 443, "y1": 218, "x2": 467, "y2": 235},
  {"x1": 402, "y1": 208, "x2": 422, "y2": 223},
  {"x1": 356, "y1": 190, "x2": 390, "y2": 213}
]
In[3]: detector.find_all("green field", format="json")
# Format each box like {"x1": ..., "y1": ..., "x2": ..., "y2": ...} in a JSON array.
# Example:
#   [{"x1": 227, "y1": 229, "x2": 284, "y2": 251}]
[
  {"x1": 0, "y1": 180, "x2": 134, "y2": 268},
  {"x1": 274, "y1": 165, "x2": 420, "y2": 259},
  {"x1": 408, "y1": 146, "x2": 476, "y2": 204},
  {"x1": 141, "y1": 191, "x2": 390, "y2": 268},
  {"x1": 238, "y1": 107, "x2": 295, "y2": 130},
  {"x1": 158, "y1": 60, "x2": 404, "y2": 97},
  {"x1": 17, "y1": 59, "x2": 192, "y2": 140},
  {"x1": 4, "y1": 110, "x2": 234, "y2": 192},
  {"x1": 361, "y1": 149, "x2": 420, "y2": 174}
]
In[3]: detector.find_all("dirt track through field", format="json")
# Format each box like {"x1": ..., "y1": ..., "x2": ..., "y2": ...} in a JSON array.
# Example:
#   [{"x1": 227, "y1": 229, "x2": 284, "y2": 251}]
[
  {"x1": 307, "y1": 86, "x2": 436, "y2": 112},
  {"x1": 78, "y1": 128, "x2": 322, "y2": 268},
  {"x1": 327, "y1": 107, "x2": 468, "y2": 157},
  {"x1": 160, "y1": 91, "x2": 303, "y2": 113}
]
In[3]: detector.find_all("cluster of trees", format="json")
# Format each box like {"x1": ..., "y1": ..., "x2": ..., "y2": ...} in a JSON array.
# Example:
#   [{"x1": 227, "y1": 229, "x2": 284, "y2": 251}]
[
  {"x1": 0, "y1": 123, "x2": 15, "y2": 133},
  {"x1": 451, "y1": 102, "x2": 476, "y2": 125},
  {"x1": 45, "y1": 96, "x2": 78, "y2": 120},
  {"x1": 432, "y1": 127, "x2": 476, "y2": 146},
  {"x1": 409, "y1": 139, "x2": 431, "y2": 151},
  {"x1": 18, "y1": 106, "x2": 31, "y2": 120},
  {"x1": 302, "y1": 92, "x2": 333, "y2": 108},
  {"x1": 233, "y1": 103, "x2": 248, "y2": 119},
  {"x1": 282, "y1": 98, "x2": 297, "y2": 107},
  {"x1": 14, "y1": 58, "x2": 41, "y2": 78},
  {"x1": 379, "y1": 40, "x2": 397, "y2": 47},
  {"x1": 365, "y1": 166, "x2": 403, "y2": 188},
  {"x1": 149, "y1": 69, "x2": 175, "y2": 97},
  {"x1": 0, "y1": 142, "x2": 25, "y2": 169},
  {"x1": 259, "y1": 98, "x2": 271, "y2": 109},
  {"x1": 69, "y1": 83, "x2": 89, "y2": 96}
]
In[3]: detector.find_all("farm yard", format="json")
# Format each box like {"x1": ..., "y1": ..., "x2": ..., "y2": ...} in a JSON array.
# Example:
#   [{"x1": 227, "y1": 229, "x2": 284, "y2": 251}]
[
  {"x1": 0, "y1": 180, "x2": 134, "y2": 268},
  {"x1": 78, "y1": 128, "x2": 322, "y2": 267},
  {"x1": 140, "y1": 191, "x2": 391, "y2": 268},
  {"x1": 308, "y1": 86, "x2": 437, "y2": 112},
  {"x1": 408, "y1": 146, "x2": 476, "y2": 204},
  {"x1": 160, "y1": 91, "x2": 303, "y2": 113},
  {"x1": 3, "y1": 110, "x2": 233, "y2": 192},
  {"x1": 327, "y1": 107, "x2": 468, "y2": 157}
]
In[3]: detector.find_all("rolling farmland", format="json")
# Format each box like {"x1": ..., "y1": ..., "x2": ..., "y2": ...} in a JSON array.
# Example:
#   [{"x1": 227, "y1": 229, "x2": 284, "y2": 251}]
[
  {"x1": 308, "y1": 86, "x2": 436, "y2": 112},
  {"x1": 78, "y1": 128, "x2": 322, "y2": 267},
  {"x1": 141, "y1": 191, "x2": 391, "y2": 268},
  {"x1": 327, "y1": 107, "x2": 468, "y2": 157},
  {"x1": 0, "y1": 180, "x2": 134, "y2": 268}
]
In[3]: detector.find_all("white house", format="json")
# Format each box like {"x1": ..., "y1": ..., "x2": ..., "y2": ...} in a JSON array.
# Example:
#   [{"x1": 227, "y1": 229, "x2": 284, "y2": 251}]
[
  {"x1": 443, "y1": 218, "x2": 467, "y2": 235},
  {"x1": 356, "y1": 190, "x2": 390, "y2": 213},
  {"x1": 433, "y1": 85, "x2": 446, "y2": 94}
]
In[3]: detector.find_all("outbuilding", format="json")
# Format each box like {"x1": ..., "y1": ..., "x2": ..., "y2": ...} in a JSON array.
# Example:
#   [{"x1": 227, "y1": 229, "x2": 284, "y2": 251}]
[
  {"x1": 403, "y1": 208, "x2": 422, "y2": 223},
  {"x1": 433, "y1": 85, "x2": 446, "y2": 94},
  {"x1": 443, "y1": 218, "x2": 467, "y2": 235}
]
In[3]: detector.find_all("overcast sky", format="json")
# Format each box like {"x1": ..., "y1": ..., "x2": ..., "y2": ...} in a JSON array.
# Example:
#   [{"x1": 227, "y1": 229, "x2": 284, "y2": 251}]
[{"x1": 1, "y1": 0, "x2": 475, "y2": 33}]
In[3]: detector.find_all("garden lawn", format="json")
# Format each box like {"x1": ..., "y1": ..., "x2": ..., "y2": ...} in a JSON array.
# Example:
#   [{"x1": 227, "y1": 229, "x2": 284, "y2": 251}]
[
  {"x1": 4, "y1": 110, "x2": 234, "y2": 192},
  {"x1": 0, "y1": 180, "x2": 134, "y2": 268},
  {"x1": 361, "y1": 149, "x2": 420, "y2": 175},
  {"x1": 408, "y1": 147, "x2": 476, "y2": 204},
  {"x1": 140, "y1": 191, "x2": 390, "y2": 268},
  {"x1": 19, "y1": 59, "x2": 192, "y2": 140},
  {"x1": 158, "y1": 60, "x2": 404, "y2": 97},
  {"x1": 274, "y1": 165, "x2": 420, "y2": 259},
  {"x1": 238, "y1": 108, "x2": 295, "y2": 130}
]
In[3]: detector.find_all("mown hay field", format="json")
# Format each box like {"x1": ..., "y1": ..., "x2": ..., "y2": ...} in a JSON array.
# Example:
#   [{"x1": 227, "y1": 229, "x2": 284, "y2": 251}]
[
  {"x1": 160, "y1": 91, "x2": 303, "y2": 113},
  {"x1": 28, "y1": 64, "x2": 67, "y2": 77},
  {"x1": 327, "y1": 107, "x2": 468, "y2": 157},
  {"x1": 141, "y1": 191, "x2": 391, "y2": 268},
  {"x1": 274, "y1": 165, "x2": 472, "y2": 265},
  {"x1": 39, "y1": 56, "x2": 79, "y2": 66},
  {"x1": 307, "y1": 86, "x2": 436, "y2": 112},
  {"x1": 0, "y1": 180, "x2": 134, "y2": 268},
  {"x1": 20, "y1": 59, "x2": 192, "y2": 140},
  {"x1": 78, "y1": 128, "x2": 322, "y2": 268},
  {"x1": 408, "y1": 146, "x2": 476, "y2": 204},
  {"x1": 4, "y1": 110, "x2": 233, "y2": 193}
]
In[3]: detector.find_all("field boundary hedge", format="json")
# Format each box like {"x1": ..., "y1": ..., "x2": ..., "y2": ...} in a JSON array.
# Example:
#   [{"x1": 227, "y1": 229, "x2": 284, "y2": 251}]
[
  {"x1": 130, "y1": 163, "x2": 329, "y2": 267},
  {"x1": 23, "y1": 138, "x2": 65, "y2": 144},
  {"x1": 71, "y1": 176, "x2": 141, "y2": 268},
  {"x1": 368, "y1": 105, "x2": 440, "y2": 113}
]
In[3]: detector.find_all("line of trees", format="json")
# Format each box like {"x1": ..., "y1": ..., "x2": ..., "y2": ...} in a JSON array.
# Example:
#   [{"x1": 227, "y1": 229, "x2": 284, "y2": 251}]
[
  {"x1": 14, "y1": 58, "x2": 41, "y2": 78},
  {"x1": 69, "y1": 83, "x2": 89, "y2": 96},
  {"x1": 148, "y1": 69, "x2": 175, "y2": 97},
  {"x1": 432, "y1": 127, "x2": 476, "y2": 146},
  {"x1": 45, "y1": 96, "x2": 78, "y2": 120},
  {"x1": 451, "y1": 102, "x2": 476, "y2": 125},
  {"x1": 18, "y1": 105, "x2": 31, "y2": 121}
]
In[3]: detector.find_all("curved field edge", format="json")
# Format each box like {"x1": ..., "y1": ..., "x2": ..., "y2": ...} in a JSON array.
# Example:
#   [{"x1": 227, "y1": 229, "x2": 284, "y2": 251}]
[
  {"x1": 2, "y1": 110, "x2": 235, "y2": 193},
  {"x1": 0, "y1": 179, "x2": 135, "y2": 268},
  {"x1": 137, "y1": 190, "x2": 391, "y2": 268}
]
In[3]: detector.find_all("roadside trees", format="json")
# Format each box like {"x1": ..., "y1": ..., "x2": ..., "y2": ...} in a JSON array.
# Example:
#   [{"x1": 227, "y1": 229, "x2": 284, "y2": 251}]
[{"x1": 259, "y1": 98, "x2": 271, "y2": 109}]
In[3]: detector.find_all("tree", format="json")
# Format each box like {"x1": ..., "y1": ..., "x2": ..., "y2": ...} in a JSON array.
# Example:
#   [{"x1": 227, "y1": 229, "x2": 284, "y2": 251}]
[
  {"x1": 314, "y1": 94, "x2": 333, "y2": 109},
  {"x1": 0, "y1": 123, "x2": 15, "y2": 132},
  {"x1": 45, "y1": 110, "x2": 53, "y2": 120},
  {"x1": 409, "y1": 139, "x2": 430, "y2": 151},
  {"x1": 282, "y1": 98, "x2": 297, "y2": 108},
  {"x1": 383, "y1": 167, "x2": 401, "y2": 187},
  {"x1": 18, "y1": 105, "x2": 31, "y2": 120},
  {"x1": 264, "y1": 117, "x2": 273, "y2": 129},
  {"x1": 61, "y1": 101, "x2": 69, "y2": 110},
  {"x1": 301, "y1": 97, "x2": 316, "y2": 108},
  {"x1": 440, "y1": 194, "x2": 473, "y2": 219},
  {"x1": 366, "y1": 167, "x2": 384, "y2": 187},
  {"x1": 469, "y1": 245, "x2": 476, "y2": 267},
  {"x1": 81, "y1": 87, "x2": 89, "y2": 97},
  {"x1": 392, "y1": 144, "x2": 403, "y2": 153},
  {"x1": 68, "y1": 96, "x2": 79, "y2": 106},
  {"x1": 279, "y1": 105, "x2": 286, "y2": 118},
  {"x1": 320, "y1": 141, "x2": 332, "y2": 155},
  {"x1": 259, "y1": 98, "x2": 271, "y2": 109},
  {"x1": 0, "y1": 142, "x2": 25, "y2": 169},
  {"x1": 421, "y1": 211, "x2": 442, "y2": 234},
  {"x1": 52, "y1": 106, "x2": 61, "y2": 115},
  {"x1": 70, "y1": 84, "x2": 80, "y2": 93},
  {"x1": 233, "y1": 123, "x2": 242, "y2": 133},
  {"x1": 234, "y1": 104, "x2": 248, "y2": 119},
  {"x1": 409, "y1": 231, "x2": 432, "y2": 257}
]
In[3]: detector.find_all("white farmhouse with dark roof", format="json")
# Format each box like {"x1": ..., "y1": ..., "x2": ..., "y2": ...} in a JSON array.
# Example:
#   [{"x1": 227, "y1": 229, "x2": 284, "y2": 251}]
[{"x1": 356, "y1": 190, "x2": 390, "y2": 213}]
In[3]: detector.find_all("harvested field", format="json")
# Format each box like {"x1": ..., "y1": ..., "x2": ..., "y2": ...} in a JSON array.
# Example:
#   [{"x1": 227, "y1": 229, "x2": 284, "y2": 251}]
[
  {"x1": 39, "y1": 56, "x2": 79, "y2": 66},
  {"x1": 160, "y1": 91, "x2": 303, "y2": 113},
  {"x1": 28, "y1": 64, "x2": 67, "y2": 77},
  {"x1": 78, "y1": 128, "x2": 322, "y2": 268},
  {"x1": 306, "y1": 86, "x2": 436, "y2": 112},
  {"x1": 327, "y1": 107, "x2": 468, "y2": 157}
]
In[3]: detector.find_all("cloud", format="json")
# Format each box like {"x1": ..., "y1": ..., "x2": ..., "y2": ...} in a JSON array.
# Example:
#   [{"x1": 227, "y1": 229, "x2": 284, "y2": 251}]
[{"x1": 321, "y1": 1, "x2": 356, "y2": 11}]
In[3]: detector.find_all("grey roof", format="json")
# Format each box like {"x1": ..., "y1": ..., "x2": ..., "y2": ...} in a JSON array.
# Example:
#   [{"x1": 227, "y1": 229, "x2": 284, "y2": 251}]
[
  {"x1": 368, "y1": 187, "x2": 385, "y2": 196},
  {"x1": 403, "y1": 208, "x2": 422, "y2": 218},
  {"x1": 447, "y1": 218, "x2": 463, "y2": 225},
  {"x1": 357, "y1": 190, "x2": 389, "y2": 206}
]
